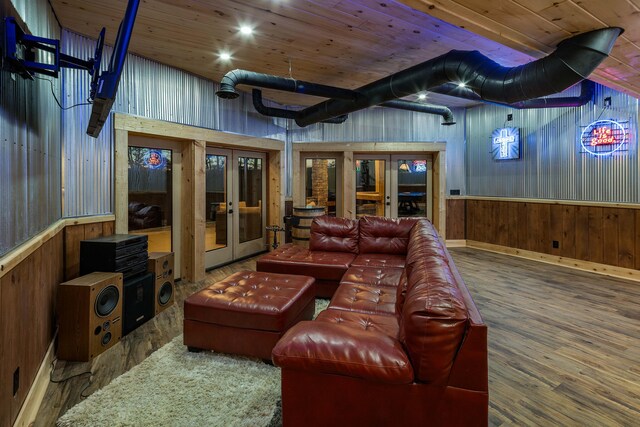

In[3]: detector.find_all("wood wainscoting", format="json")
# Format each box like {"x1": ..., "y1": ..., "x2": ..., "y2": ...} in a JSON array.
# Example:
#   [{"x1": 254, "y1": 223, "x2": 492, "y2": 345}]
[
  {"x1": 0, "y1": 216, "x2": 114, "y2": 427},
  {"x1": 445, "y1": 197, "x2": 640, "y2": 281}
]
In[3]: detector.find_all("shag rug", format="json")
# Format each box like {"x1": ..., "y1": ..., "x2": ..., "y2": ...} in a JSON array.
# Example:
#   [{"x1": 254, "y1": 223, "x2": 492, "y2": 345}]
[{"x1": 57, "y1": 299, "x2": 330, "y2": 427}]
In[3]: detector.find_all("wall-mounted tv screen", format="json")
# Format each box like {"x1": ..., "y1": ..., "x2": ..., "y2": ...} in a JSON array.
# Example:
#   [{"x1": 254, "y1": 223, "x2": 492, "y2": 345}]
[
  {"x1": 491, "y1": 127, "x2": 520, "y2": 160},
  {"x1": 86, "y1": 0, "x2": 140, "y2": 138}
]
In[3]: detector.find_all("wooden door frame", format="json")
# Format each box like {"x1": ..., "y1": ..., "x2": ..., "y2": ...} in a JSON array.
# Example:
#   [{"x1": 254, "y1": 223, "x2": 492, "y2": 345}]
[
  {"x1": 292, "y1": 142, "x2": 447, "y2": 237},
  {"x1": 113, "y1": 114, "x2": 285, "y2": 282}
]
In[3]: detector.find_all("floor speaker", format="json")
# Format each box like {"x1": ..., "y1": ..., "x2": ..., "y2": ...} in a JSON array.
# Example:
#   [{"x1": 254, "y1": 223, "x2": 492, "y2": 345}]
[
  {"x1": 57, "y1": 272, "x2": 123, "y2": 362},
  {"x1": 147, "y1": 252, "x2": 175, "y2": 315},
  {"x1": 122, "y1": 272, "x2": 155, "y2": 336}
]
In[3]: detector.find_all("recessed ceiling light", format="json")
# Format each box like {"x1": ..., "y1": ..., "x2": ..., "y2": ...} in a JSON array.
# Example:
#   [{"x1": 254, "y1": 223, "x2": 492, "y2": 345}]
[
  {"x1": 418, "y1": 93, "x2": 427, "y2": 100},
  {"x1": 239, "y1": 25, "x2": 253, "y2": 36},
  {"x1": 219, "y1": 52, "x2": 231, "y2": 61},
  {"x1": 457, "y1": 82, "x2": 466, "y2": 88}
]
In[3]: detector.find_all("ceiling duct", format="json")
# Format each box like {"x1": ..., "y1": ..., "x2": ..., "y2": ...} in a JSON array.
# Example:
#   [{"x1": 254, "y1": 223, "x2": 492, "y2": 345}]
[
  {"x1": 217, "y1": 27, "x2": 622, "y2": 127},
  {"x1": 221, "y1": 71, "x2": 456, "y2": 125},
  {"x1": 430, "y1": 79, "x2": 596, "y2": 109},
  {"x1": 293, "y1": 27, "x2": 622, "y2": 127}
]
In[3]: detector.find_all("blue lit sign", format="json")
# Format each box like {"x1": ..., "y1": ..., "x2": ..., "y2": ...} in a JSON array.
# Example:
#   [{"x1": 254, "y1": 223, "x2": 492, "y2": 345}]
[
  {"x1": 145, "y1": 149, "x2": 165, "y2": 169},
  {"x1": 580, "y1": 119, "x2": 628, "y2": 156},
  {"x1": 491, "y1": 127, "x2": 520, "y2": 160}
]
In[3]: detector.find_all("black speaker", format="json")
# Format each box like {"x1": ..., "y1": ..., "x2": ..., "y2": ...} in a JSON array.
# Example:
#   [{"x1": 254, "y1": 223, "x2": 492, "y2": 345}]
[{"x1": 122, "y1": 272, "x2": 154, "y2": 335}]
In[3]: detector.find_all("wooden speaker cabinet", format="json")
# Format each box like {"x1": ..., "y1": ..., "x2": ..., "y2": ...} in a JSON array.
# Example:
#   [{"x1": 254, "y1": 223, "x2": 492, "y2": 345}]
[
  {"x1": 57, "y1": 272, "x2": 123, "y2": 362},
  {"x1": 147, "y1": 252, "x2": 175, "y2": 315}
]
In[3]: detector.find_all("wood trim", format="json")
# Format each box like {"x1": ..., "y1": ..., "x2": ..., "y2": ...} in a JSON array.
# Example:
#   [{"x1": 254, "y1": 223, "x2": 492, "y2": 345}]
[
  {"x1": 432, "y1": 151, "x2": 446, "y2": 237},
  {"x1": 445, "y1": 239, "x2": 467, "y2": 248},
  {"x1": 0, "y1": 216, "x2": 115, "y2": 281},
  {"x1": 448, "y1": 195, "x2": 640, "y2": 210},
  {"x1": 12, "y1": 335, "x2": 56, "y2": 427},
  {"x1": 181, "y1": 140, "x2": 206, "y2": 282},
  {"x1": 268, "y1": 150, "x2": 284, "y2": 229},
  {"x1": 113, "y1": 114, "x2": 284, "y2": 152},
  {"x1": 114, "y1": 129, "x2": 129, "y2": 234},
  {"x1": 467, "y1": 240, "x2": 640, "y2": 283},
  {"x1": 293, "y1": 141, "x2": 446, "y2": 153}
]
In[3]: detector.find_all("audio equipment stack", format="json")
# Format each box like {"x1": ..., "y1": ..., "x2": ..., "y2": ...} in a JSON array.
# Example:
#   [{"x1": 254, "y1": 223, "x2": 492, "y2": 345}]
[
  {"x1": 57, "y1": 272, "x2": 123, "y2": 361},
  {"x1": 80, "y1": 234, "x2": 155, "y2": 335},
  {"x1": 147, "y1": 252, "x2": 175, "y2": 315},
  {"x1": 80, "y1": 234, "x2": 149, "y2": 280}
]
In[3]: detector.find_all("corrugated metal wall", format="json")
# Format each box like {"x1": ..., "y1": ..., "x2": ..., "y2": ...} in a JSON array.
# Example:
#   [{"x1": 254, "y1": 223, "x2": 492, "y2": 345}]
[
  {"x1": 0, "y1": 0, "x2": 61, "y2": 257},
  {"x1": 466, "y1": 84, "x2": 639, "y2": 202},
  {"x1": 288, "y1": 107, "x2": 467, "y2": 194},
  {"x1": 61, "y1": 30, "x2": 286, "y2": 217}
]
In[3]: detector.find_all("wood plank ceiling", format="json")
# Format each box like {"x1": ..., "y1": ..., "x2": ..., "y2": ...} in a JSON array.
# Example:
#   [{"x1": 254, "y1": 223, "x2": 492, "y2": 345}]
[{"x1": 49, "y1": 0, "x2": 639, "y2": 108}]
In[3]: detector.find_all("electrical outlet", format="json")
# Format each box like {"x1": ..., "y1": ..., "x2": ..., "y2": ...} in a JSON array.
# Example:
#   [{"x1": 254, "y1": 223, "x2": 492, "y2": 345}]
[
  {"x1": 552, "y1": 240, "x2": 559, "y2": 249},
  {"x1": 604, "y1": 97, "x2": 611, "y2": 107},
  {"x1": 450, "y1": 189, "x2": 461, "y2": 195},
  {"x1": 507, "y1": 114, "x2": 513, "y2": 121}
]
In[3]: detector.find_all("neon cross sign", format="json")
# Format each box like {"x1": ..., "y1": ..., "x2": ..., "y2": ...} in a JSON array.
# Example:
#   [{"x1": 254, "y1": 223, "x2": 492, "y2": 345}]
[{"x1": 491, "y1": 127, "x2": 520, "y2": 160}]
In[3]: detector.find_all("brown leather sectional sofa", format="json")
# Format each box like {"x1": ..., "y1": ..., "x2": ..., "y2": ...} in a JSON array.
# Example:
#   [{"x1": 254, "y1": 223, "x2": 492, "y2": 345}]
[{"x1": 258, "y1": 216, "x2": 488, "y2": 426}]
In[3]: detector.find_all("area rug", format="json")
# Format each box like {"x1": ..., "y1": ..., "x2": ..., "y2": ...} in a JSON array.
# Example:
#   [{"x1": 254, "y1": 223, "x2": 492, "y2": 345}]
[{"x1": 57, "y1": 299, "x2": 330, "y2": 427}]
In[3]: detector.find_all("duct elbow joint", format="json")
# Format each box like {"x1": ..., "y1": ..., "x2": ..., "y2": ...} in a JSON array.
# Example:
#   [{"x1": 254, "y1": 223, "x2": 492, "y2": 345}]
[{"x1": 216, "y1": 70, "x2": 242, "y2": 99}]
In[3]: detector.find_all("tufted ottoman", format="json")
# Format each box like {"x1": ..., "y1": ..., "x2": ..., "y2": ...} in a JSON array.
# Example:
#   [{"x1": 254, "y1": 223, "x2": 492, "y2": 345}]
[{"x1": 183, "y1": 271, "x2": 315, "y2": 360}]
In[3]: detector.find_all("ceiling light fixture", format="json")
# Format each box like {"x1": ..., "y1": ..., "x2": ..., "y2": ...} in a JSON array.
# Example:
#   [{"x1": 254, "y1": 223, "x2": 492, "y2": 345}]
[
  {"x1": 239, "y1": 25, "x2": 253, "y2": 36},
  {"x1": 219, "y1": 52, "x2": 231, "y2": 61},
  {"x1": 457, "y1": 82, "x2": 466, "y2": 88},
  {"x1": 418, "y1": 93, "x2": 427, "y2": 100}
]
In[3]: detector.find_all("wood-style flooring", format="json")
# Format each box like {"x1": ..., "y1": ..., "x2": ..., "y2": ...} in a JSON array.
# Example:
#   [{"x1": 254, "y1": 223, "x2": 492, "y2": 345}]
[{"x1": 35, "y1": 248, "x2": 640, "y2": 426}]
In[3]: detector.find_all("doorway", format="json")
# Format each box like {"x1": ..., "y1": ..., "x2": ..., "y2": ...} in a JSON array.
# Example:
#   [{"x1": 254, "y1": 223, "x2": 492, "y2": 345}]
[
  {"x1": 205, "y1": 148, "x2": 267, "y2": 268},
  {"x1": 354, "y1": 154, "x2": 433, "y2": 220}
]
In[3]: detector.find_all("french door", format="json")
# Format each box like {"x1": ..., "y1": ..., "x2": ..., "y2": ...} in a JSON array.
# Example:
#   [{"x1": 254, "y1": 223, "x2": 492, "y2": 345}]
[
  {"x1": 354, "y1": 154, "x2": 433, "y2": 220},
  {"x1": 205, "y1": 149, "x2": 266, "y2": 268}
]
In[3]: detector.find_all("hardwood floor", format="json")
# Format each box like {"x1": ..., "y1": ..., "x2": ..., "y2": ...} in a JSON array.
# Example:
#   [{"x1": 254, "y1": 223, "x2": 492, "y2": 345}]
[{"x1": 35, "y1": 249, "x2": 640, "y2": 426}]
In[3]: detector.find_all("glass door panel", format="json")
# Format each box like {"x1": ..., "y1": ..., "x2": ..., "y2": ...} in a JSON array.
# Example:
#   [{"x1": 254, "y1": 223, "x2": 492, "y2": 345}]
[
  {"x1": 234, "y1": 151, "x2": 266, "y2": 257},
  {"x1": 128, "y1": 146, "x2": 173, "y2": 252},
  {"x1": 305, "y1": 158, "x2": 337, "y2": 216},
  {"x1": 205, "y1": 149, "x2": 232, "y2": 268},
  {"x1": 355, "y1": 157, "x2": 389, "y2": 218},
  {"x1": 391, "y1": 155, "x2": 433, "y2": 220}
]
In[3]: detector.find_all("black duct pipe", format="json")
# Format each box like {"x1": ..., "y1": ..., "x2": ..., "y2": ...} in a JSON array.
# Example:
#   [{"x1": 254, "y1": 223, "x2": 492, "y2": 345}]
[
  {"x1": 217, "y1": 69, "x2": 357, "y2": 100},
  {"x1": 430, "y1": 79, "x2": 595, "y2": 109},
  {"x1": 380, "y1": 99, "x2": 456, "y2": 125},
  {"x1": 294, "y1": 27, "x2": 622, "y2": 127},
  {"x1": 251, "y1": 89, "x2": 348, "y2": 124}
]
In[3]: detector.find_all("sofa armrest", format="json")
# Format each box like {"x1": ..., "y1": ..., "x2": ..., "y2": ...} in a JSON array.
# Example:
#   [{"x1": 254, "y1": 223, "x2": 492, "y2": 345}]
[{"x1": 272, "y1": 321, "x2": 413, "y2": 384}]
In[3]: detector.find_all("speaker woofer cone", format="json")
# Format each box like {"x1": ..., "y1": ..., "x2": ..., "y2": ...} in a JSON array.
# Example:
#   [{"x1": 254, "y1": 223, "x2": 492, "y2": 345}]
[
  {"x1": 95, "y1": 285, "x2": 120, "y2": 317},
  {"x1": 158, "y1": 281, "x2": 173, "y2": 305}
]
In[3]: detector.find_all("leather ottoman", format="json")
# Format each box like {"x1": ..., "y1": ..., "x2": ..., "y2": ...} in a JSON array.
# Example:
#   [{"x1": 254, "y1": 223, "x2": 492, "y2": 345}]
[{"x1": 183, "y1": 270, "x2": 315, "y2": 360}]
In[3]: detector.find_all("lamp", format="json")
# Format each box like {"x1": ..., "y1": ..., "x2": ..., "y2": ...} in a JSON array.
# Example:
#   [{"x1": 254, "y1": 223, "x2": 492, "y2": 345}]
[{"x1": 399, "y1": 161, "x2": 411, "y2": 173}]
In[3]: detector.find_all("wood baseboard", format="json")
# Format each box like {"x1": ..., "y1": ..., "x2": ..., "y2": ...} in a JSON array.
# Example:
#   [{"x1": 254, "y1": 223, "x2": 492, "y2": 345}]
[
  {"x1": 466, "y1": 240, "x2": 640, "y2": 283},
  {"x1": 13, "y1": 335, "x2": 56, "y2": 427},
  {"x1": 445, "y1": 239, "x2": 467, "y2": 248}
]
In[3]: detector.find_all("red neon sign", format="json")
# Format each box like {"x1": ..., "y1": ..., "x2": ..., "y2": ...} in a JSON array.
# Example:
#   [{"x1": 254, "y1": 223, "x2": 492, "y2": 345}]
[{"x1": 590, "y1": 126, "x2": 618, "y2": 146}]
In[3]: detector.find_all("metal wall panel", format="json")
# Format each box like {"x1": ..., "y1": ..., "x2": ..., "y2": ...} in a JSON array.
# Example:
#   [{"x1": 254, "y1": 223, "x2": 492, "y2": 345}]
[
  {"x1": 1, "y1": 0, "x2": 61, "y2": 257},
  {"x1": 288, "y1": 106, "x2": 467, "y2": 195},
  {"x1": 61, "y1": 31, "x2": 286, "y2": 217},
  {"x1": 465, "y1": 83, "x2": 639, "y2": 203}
]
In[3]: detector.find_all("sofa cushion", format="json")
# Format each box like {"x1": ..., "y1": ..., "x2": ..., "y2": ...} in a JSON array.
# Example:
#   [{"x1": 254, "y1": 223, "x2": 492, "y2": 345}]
[
  {"x1": 272, "y1": 321, "x2": 413, "y2": 384},
  {"x1": 315, "y1": 309, "x2": 400, "y2": 339},
  {"x1": 401, "y1": 257, "x2": 469, "y2": 385},
  {"x1": 256, "y1": 244, "x2": 356, "y2": 282},
  {"x1": 405, "y1": 220, "x2": 449, "y2": 276},
  {"x1": 310, "y1": 216, "x2": 359, "y2": 254},
  {"x1": 329, "y1": 283, "x2": 397, "y2": 316},
  {"x1": 351, "y1": 253, "x2": 406, "y2": 269},
  {"x1": 358, "y1": 216, "x2": 421, "y2": 254},
  {"x1": 340, "y1": 266, "x2": 404, "y2": 288}
]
